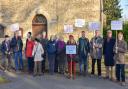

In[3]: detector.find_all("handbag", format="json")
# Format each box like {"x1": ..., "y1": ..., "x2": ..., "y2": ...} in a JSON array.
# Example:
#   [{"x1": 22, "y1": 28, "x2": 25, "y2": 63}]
[{"x1": 33, "y1": 44, "x2": 38, "y2": 59}]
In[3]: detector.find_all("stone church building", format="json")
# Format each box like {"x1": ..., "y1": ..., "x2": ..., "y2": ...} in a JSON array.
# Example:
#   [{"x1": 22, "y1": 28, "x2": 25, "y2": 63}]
[{"x1": 0, "y1": 0, "x2": 102, "y2": 41}]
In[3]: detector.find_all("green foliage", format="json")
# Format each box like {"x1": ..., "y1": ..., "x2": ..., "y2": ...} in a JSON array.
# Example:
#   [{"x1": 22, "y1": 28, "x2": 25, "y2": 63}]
[{"x1": 103, "y1": 0, "x2": 122, "y2": 38}]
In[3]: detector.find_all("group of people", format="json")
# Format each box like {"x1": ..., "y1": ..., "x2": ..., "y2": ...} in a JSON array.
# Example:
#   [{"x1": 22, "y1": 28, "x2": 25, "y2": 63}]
[{"x1": 0, "y1": 30, "x2": 127, "y2": 86}]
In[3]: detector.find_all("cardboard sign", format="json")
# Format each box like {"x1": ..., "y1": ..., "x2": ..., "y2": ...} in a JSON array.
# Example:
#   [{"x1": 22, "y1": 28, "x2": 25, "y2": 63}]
[
  {"x1": 64, "y1": 25, "x2": 73, "y2": 33},
  {"x1": 88, "y1": 22, "x2": 100, "y2": 31},
  {"x1": 75, "y1": 19, "x2": 85, "y2": 27},
  {"x1": 66, "y1": 45, "x2": 76, "y2": 54},
  {"x1": 10, "y1": 23, "x2": 20, "y2": 32},
  {"x1": 111, "y1": 21, "x2": 123, "y2": 30}
]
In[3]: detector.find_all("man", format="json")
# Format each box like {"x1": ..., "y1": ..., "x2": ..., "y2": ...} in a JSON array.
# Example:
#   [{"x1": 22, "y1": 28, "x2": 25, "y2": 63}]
[
  {"x1": 1, "y1": 35, "x2": 11, "y2": 71},
  {"x1": 25, "y1": 32, "x2": 34, "y2": 74},
  {"x1": 90, "y1": 30, "x2": 103, "y2": 77},
  {"x1": 103, "y1": 30, "x2": 115, "y2": 80},
  {"x1": 11, "y1": 32, "x2": 23, "y2": 72},
  {"x1": 78, "y1": 31, "x2": 90, "y2": 76}
]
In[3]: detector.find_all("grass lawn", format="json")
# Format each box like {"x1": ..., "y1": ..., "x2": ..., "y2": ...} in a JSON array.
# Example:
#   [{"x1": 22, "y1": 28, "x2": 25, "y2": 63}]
[{"x1": 0, "y1": 76, "x2": 8, "y2": 84}]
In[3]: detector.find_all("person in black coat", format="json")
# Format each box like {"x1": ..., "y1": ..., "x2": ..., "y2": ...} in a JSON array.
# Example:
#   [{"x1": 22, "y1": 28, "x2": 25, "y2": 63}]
[{"x1": 103, "y1": 30, "x2": 116, "y2": 80}]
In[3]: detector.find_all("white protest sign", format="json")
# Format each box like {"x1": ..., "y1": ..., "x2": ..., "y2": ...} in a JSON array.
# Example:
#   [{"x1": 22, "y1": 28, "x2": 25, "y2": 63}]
[
  {"x1": 66, "y1": 45, "x2": 76, "y2": 54},
  {"x1": 75, "y1": 19, "x2": 85, "y2": 27},
  {"x1": 111, "y1": 21, "x2": 123, "y2": 30},
  {"x1": 10, "y1": 23, "x2": 20, "y2": 32},
  {"x1": 88, "y1": 22, "x2": 100, "y2": 31},
  {"x1": 64, "y1": 25, "x2": 73, "y2": 33}
]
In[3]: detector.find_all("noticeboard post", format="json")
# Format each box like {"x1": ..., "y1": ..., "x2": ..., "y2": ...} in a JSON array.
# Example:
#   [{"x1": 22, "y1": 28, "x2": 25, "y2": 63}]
[
  {"x1": 111, "y1": 20, "x2": 123, "y2": 53},
  {"x1": 66, "y1": 45, "x2": 76, "y2": 79}
]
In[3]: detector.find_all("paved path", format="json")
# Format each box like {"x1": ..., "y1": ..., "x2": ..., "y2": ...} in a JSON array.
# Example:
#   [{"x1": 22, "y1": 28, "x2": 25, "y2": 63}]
[{"x1": 0, "y1": 73, "x2": 128, "y2": 89}]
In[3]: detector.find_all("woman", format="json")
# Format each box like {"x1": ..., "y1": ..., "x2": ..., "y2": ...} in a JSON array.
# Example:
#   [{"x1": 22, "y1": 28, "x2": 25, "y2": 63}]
[
  {"x1": 32, "y1": 38, "x2": 44, "y2": 76},
  {"x1": 67, "y1": 35, "x2": 77, "y2": 79},
  {"x1": 114, "y1": 32, "x2": 127, "y2": 86},
  {"x1": 47, "y1": 35, "x2": 57, "y2": 75},
  {"x1": 25, "y1": 32, "x2": 34, "y2": 74},
  {"x1": 56, "y1": 36, "x2": 66, "y2": 74}
]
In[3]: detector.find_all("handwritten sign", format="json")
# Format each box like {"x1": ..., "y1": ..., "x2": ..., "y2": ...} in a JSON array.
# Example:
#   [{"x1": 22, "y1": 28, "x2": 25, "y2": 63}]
[
  {"x1": 75, "y1": 19, "x2": 85, "y2": 27},
  {"x1": 10, "y1": 23, "x2": 20, "y2": 32},
  {"x1": 111, "y1": 21, "x2": 123, "y2": 30},
  {"x1": 64, "y1": 25, "x2": 73, "y2": 33},
  {"x1": 88, "y1": 22, "x2": 100, "y2": 31},
  {"x1": 66, "y1": 45, "x2": 76, "y2": 54}
]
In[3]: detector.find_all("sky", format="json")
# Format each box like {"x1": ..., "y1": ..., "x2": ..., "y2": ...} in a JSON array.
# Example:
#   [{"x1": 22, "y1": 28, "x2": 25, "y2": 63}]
[{"x1": 120, "y1": 0, "x2": 128, "y2": 19}]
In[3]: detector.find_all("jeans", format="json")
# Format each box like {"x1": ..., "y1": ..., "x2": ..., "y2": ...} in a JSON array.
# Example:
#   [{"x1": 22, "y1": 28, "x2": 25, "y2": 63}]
[
  {"x1": 48, "y1": 54, "x2": 55, "y2": 75},
  {"x1": 116, "y1": 64, "x2": 125, "y2": 82},
  {"x1": 91, "y1": 59, "x2": 101, "y2": 76},
  {"x1": 14, "y1": 51, "x2": 23, "y2": 71},
  {"x1": 79, "y1": 53, "x2": 88, "y2": 74},
  {"x1": 27, "y1": 57, "x2": 34, "y2": 73}
]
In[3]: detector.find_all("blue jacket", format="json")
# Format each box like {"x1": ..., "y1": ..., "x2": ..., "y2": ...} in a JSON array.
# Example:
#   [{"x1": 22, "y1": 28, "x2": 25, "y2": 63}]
[
  {"x1": 47, "y1": 40, "x2": 56, "y2": 54},
  {"x1": 1, "y1": 40, "x2": 11, "y2": 54}
]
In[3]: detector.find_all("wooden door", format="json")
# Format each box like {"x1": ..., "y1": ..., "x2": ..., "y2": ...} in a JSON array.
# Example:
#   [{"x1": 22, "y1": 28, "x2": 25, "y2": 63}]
[{"x1": 32, "y1": 14, "x2": 47, "y2": 38}]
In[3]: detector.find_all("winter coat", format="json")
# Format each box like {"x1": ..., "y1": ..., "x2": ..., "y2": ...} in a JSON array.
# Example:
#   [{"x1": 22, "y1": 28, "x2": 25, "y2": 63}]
[
  {"x1": 10, "y1": 36, "x2": 23, "y2": 52},
  {"x1": 32, "y1": 43, "x2": 44, "y2": 61},
  {"x1": 113, "y1": 40, "x2": 127, "y2": 64},
  {"x1": 25, "y1": 39, "x2": 34, "y2": 57},
  {"x1": 90, "y1": 36, "x2": 103, "y2": 60},
  {"x1": 103, "y1": 37, "x2": 116, "y2": 66},
  {"x1": 78, "y1": 37, "x2": 90, "y2": 56},
  {"x1": 47, "y1": 40, "x2": 56, "y2": 54}
]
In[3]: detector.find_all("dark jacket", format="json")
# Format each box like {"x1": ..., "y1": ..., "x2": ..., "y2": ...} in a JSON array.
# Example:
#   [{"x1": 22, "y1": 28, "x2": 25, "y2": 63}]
[
  {"x1": 47, "y1": 40, "x2": 56, "y2": 54},
  {"x1": 10, "y1": 36, "x2": 23, "y2": 52},
  {"x1": 103, "y1": 37, "x2": 116, "y2": 66},
  {"x1": 78, "y1": 37, "x2": 90, "y2": 56},
  {"x1": 113, "y1": 40, "x2": 127, "y2": 64},
  {"x1": 1, "y1": 40, "x2": 11, "y2": 55}
]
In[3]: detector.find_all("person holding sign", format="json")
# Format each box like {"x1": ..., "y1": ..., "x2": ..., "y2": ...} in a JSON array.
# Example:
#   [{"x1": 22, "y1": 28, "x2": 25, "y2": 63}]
[
  {"x1": 90, "y1": 30, "x2": 103, "y2": 77},
  {"x1": 113, "y1": 32, "x2": 127, "y2": 86},
  {"x1": 103, "y1": 30, "x2": 116, "y2": 80},
  {"x1": 78, "y1": 31, "x2": 90, "y2": 76},
  {"x1": 67, "y1": 35, "x2": 77, "y2": 79}
]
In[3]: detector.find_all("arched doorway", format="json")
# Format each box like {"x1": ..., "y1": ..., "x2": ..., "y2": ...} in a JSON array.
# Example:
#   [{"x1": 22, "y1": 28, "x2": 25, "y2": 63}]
[{"x1": 32, "y1": 14, "x2": 47, "y2": 37}]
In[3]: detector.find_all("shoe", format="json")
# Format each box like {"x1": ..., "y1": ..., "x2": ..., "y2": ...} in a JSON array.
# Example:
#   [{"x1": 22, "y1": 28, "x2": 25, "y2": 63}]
[
  {"x1": 98, "y1": 76, "x2": 102, "y2": 79},
  {"x1": 121, "y1": 82, "x2": 126, "y2": 86}
]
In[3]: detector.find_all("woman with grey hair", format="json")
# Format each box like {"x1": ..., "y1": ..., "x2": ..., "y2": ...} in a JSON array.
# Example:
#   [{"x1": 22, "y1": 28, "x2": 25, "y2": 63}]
[{"x1": 114, "y1": 32, "x2": 127, "y2": 86}]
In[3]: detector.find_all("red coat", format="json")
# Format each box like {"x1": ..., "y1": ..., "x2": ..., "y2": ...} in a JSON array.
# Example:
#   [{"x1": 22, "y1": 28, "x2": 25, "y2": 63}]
[{"x1": 25, "y1": 40, "x2": 34, "y2": 57}]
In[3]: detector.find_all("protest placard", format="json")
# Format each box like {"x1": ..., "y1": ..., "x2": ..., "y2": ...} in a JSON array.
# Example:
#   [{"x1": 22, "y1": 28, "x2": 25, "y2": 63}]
[
  {"x1": 66, "y1": 45, "x2": 76, "y2": 54},
  {"x1": 64, "y1": 25, "x2": 73, "y2": 33},
  {"x1": 111, "y1": 21, "x2": 123, "y2": 30},
  {"x1": 88, "y1": 22, "x2": 100, "y2": 31},
  {"x1": 75, "y1": 19, "x2": 85, "y2": 27},
  {"x1": 10, "y1": 23, "x2": 20, "y2": 32}
]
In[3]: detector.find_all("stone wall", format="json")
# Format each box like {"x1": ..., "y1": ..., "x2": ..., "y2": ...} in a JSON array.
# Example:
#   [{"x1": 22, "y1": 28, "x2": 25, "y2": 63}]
[{"x1": 0, "y1": 0, "x2": 101, "y2": 41}]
